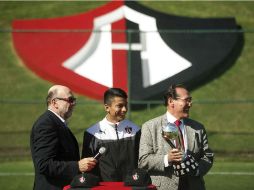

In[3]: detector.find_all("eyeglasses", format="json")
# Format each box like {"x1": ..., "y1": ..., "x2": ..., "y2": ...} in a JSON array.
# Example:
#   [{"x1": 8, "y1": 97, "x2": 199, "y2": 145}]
[
  {"x1": 175, "y1": 97, "x2": 192, "y2": 103},
  {"x1": 54, "y1": 97, "x2": 77, "y2": 104}
]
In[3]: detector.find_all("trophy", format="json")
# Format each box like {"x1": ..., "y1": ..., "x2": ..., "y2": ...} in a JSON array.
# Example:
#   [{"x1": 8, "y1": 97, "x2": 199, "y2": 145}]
[
  {"x1": 162, "y1": 123, "x2": 185, "y2": 159},
  {"x1": 162, "y1": 123, "x2": 199, "y2": 176}
]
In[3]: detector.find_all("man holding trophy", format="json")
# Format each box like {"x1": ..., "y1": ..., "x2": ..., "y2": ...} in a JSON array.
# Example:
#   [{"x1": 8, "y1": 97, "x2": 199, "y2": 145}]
[{"x1": 138, "y1": 84, "x2": 214, "y2": 190}]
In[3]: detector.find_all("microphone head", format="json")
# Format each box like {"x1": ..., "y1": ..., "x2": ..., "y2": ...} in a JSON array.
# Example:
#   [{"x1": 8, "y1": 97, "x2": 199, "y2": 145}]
[{"x1": 98, "y1": 147, "x2": 106, "y2": 155}]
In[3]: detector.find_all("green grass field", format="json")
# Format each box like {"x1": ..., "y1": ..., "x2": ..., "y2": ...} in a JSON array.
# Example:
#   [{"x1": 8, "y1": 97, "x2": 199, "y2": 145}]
[{"x1": 0, "y1": 1, "x2": 254, "y2": 189}]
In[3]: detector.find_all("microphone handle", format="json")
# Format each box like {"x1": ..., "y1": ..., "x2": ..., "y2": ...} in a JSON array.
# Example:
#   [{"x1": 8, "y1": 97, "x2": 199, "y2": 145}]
[{"x1": 93, "y1": 153, "x2": 101, "y2": 160}]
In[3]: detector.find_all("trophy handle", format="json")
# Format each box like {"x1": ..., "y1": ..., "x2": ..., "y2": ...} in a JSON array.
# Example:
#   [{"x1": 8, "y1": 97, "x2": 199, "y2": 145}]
[
  {"x1": 162, "y1": 133, "x2": 176, "y2": 149},
  {"x1": 167, "y1": 140, "x2": 176, "y2": 149},
  {"x1": 176, "y1": 130, "x2": 184, "y2": 152}
]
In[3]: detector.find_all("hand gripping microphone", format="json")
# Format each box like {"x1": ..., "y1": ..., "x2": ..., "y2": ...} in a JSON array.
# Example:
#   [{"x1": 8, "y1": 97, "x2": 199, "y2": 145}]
[{"x1": 93, "y1": 147, "x2": 106, "y2": 160}]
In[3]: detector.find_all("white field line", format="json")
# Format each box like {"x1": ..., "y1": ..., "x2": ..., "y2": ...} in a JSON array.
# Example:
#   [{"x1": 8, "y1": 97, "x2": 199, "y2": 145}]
[{"x1": 0, "y1": 172, "x2": 254, "y2": 176}]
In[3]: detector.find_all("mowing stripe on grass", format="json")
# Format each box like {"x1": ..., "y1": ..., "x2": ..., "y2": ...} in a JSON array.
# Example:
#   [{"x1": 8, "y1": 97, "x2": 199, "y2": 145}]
[
  {"x1": 208, "y1": 172, "x2": 254, "y2": 175},
  {"x1": 0, "y1": 172, "x2": 254, "y2": 176},
  {"x1": 0, "y1": 172, "x2": 34, "y2": 176}
]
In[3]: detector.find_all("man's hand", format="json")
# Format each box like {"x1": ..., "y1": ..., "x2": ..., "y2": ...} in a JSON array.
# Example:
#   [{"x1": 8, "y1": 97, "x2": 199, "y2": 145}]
[
  {"x1": 168, "y1": 148, "x2": 183, "y2": 163},
  {"x1": 78, "y1": 157, "x2": 97, "y2": 172}
]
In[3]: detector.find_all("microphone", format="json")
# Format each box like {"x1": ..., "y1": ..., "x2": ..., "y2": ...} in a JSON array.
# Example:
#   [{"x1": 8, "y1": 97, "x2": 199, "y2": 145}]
[{"x1": 93, "y1": 147, "x2": 106, "y2": 160}]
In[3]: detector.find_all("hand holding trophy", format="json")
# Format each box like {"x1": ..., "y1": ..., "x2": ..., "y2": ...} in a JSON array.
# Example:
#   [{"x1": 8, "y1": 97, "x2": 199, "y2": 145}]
[
  {"x1": 162, "y1": 123, "x2": 185, "y2": 159},
  {"x1": 162, "y1": 123, "x2": 199, "y2": 176}
]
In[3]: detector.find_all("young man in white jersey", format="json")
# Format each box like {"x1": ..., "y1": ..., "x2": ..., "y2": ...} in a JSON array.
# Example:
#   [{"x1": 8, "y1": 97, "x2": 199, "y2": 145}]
[{"x1": 82, "y1": 88, "x2": 141, "y2": 181}]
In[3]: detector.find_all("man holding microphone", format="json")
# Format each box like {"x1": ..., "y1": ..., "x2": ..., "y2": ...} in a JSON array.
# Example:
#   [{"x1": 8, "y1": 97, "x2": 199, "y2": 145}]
[{"x1": 30, "y1": 85, "x2": 97, "y2": 190}]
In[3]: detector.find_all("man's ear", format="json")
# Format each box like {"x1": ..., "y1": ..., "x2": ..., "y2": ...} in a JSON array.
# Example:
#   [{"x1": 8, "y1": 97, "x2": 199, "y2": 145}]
[
  {"x1": 51, "y1": 98, "x2": 59, "y2": 109},
  {"x1": 168, "y1": 97, "x2": 174, "y2": 108},
  {"x1": 104, "y1": 104, "x2": 110, "y2": 113}
]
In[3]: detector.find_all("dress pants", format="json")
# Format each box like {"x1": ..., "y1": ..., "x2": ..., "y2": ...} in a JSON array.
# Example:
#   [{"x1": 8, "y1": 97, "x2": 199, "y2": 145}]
[{"x1": 178, "y1": 176, "x2": 189, "y2": 190}]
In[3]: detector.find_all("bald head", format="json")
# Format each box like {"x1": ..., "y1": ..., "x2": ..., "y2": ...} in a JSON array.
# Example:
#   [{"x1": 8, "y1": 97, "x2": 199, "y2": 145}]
[
  {"x1": 46, "y1": 85, "x2": 71, "y2": 106},
  {"x1": 46, "y1": 85, "x2": 76, "y2": 120}
]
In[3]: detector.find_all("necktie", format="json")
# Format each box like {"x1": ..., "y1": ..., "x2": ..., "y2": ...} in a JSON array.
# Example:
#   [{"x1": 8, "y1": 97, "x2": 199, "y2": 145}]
[{"x1": 174, "y1": 120, "x2": 185, "y2": 151}]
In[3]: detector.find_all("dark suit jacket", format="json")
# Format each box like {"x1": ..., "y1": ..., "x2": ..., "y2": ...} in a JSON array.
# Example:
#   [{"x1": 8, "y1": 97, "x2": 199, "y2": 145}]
[
  {"x1": 30, "y1": 110, "x2": 80, "y2": 190},
  {"x1": 138, "y1": 114, "x2": 214, "y2": 190}
]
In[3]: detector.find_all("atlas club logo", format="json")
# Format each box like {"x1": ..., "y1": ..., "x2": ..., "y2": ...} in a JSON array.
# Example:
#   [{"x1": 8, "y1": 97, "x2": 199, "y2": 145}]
[{"x1": 12, "y1": 1, "x2": 243, "y2": 101}]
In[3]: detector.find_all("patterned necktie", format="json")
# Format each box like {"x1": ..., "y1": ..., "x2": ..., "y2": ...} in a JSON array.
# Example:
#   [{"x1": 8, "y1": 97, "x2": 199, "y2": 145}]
[{"x1": 174, "y1": 120, "x2": 185, "y2": 150}]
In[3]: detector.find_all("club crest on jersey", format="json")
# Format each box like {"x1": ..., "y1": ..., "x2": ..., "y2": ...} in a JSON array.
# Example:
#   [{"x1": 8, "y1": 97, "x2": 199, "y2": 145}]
[
  {"x1": 125, "y1": 126, "x2": 132, "y2": 134},
  {"x1": 12, "y1": 1, "x2": 243, "y2": 101},
  {"x1": 99, "y1": 129, "x2": 106, "y2": 134}
]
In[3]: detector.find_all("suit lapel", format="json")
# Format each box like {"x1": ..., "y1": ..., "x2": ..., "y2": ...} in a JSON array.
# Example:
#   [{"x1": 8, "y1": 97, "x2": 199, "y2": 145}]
[
  {"x1": 47, "y1": 110, "x2": 80, "y2": 159},
  {"x1": 161, "y1": 114, "x2": 175, "y2": 153},
  {"x1": 62, "y1": 124, "x2": 80, "y2": 159},
  {"x1": 185, "y1": 124, "x2": 196, "y2": 151}
]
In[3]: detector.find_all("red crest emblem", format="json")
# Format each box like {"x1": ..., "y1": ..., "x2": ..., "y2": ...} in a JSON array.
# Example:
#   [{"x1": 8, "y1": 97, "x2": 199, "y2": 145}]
[{"x1": 12, "y1": 1, "x2": 243, "y2": 101}]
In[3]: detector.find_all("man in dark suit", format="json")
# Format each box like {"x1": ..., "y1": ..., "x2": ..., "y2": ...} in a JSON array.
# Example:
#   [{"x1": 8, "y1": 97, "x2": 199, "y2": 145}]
[
  {"x1": 138, "y1": 84, "x2": 214, "y2": 190},
  {"x1": 30, "y1": 85, "x2": 97, "y2": 190}
]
